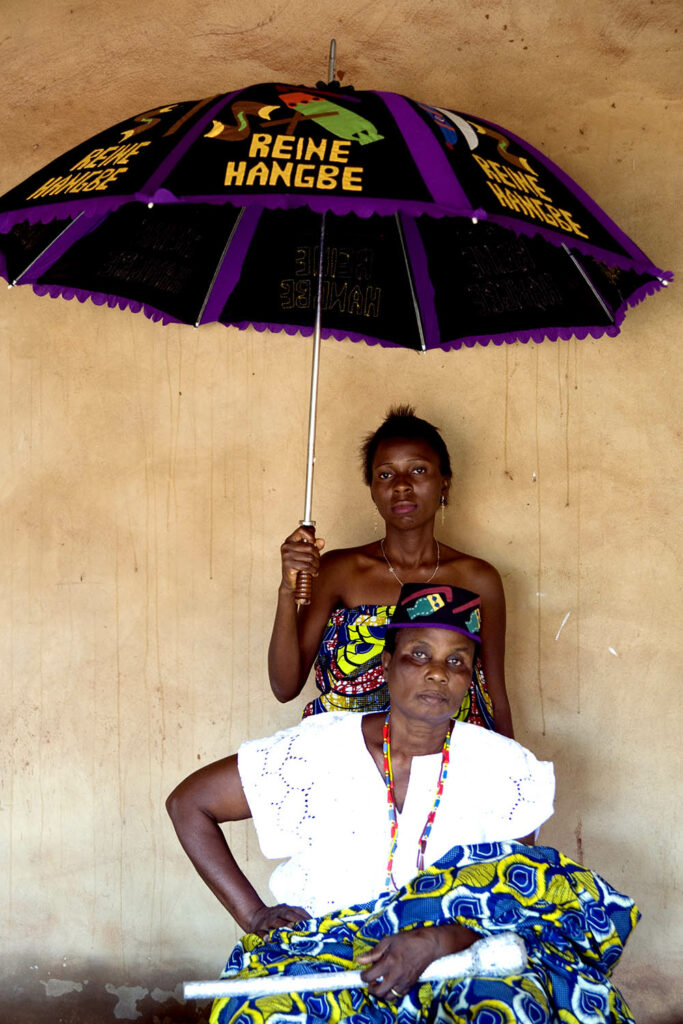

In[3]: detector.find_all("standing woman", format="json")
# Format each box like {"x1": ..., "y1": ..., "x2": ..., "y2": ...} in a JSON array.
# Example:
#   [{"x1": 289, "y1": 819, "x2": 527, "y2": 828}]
[{"x1": 268, "y1": 406, "x2": 513, "y2": 737}]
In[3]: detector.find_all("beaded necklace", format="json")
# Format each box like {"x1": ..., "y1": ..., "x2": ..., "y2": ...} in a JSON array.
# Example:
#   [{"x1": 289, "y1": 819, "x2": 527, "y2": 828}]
[{"x1": 382, "y1": 711, "x2": 453, "y2": 892}]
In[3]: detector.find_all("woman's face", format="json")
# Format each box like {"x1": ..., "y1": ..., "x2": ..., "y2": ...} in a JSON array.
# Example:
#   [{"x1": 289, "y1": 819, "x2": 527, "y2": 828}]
[
  {"x1": 382, "y1": 627, "x2": 475, "y2": 724},
  {"x1": 370, "y1": 438, "x2": 450, "y2": 529}
]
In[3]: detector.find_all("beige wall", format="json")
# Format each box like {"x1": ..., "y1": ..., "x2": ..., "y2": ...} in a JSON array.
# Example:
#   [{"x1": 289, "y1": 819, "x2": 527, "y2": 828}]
[{"x1": 1, "y1": 1, "x2": 681, "y2": 1021}]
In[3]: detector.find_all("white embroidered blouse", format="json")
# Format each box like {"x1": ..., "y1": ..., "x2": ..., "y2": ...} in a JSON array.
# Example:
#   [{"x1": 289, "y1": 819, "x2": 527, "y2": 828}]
[{"x1": 237, "y1": 712, "x2": 555, "y2": 916}]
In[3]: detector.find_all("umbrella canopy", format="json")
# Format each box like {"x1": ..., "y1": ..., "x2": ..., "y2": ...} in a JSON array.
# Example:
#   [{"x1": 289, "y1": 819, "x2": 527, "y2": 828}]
[{"x1": 0, "y1": 81, "x2": 671, "y2": 352}]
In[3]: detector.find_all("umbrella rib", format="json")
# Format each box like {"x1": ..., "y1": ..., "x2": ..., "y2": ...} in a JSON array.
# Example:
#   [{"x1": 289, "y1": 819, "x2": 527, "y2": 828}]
[
  {"x1": 394, "y1": 212, "x2": 427, "y2": 351},
  {"x1": 194, "y1": 207, "x2": 246, "y2": 327},
  {"x1": 10, "y1": 211, "x2": 85, "y2": 286},
  {"x1": 561, "y1": 243, "x2": 615, "y2": 323}
]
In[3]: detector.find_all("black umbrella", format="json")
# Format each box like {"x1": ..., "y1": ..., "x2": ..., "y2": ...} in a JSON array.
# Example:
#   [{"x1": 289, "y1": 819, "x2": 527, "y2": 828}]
[{"x1": 0, "y1": 57, "x2": 671, "y2": 596}]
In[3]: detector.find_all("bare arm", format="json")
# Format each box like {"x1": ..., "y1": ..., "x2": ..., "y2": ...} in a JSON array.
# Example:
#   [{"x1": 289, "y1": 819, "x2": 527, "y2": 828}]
[
  {"x1": 472, "y1": 563, "x2": 514, "y2": 739},
  {"x1": 267, "y1": 527, "x2": 341, "y2": 702},
  {"x1": 166, "y1": 756, "x2": 309, "y2": 935}
]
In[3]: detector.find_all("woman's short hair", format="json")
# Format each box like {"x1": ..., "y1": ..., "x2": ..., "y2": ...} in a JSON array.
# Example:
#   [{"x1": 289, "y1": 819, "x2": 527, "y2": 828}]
[{"x1": 360, "y1": 405, "x2": 452, "y2": 487}]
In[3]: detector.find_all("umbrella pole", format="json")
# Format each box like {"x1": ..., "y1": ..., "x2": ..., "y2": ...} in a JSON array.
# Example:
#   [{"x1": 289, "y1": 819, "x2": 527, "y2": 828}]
[
  {"x1": 328, "y1": 38, "x2": 337, "y2": 84},
  {"x1": 293, "y1": 40, "x2": 336, "y2": 605},
  {"x1": 295, "y1": 211, "x2": 327, "y2": 606}
]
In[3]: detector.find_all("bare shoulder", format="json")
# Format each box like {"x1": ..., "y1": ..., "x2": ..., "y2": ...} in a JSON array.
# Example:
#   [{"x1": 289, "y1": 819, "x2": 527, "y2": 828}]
[
  {"x1": 316, "y1": 541, "x2": 386, "y2": 607},
  {"x1": 439, "y1": 545, "x2": 504, "y2": 600},
  {"x1": 317, "y1": 541, "x2": 378, "y2": 587},
  {"x1": 319, "y1": 542, "x2": 376, "y2": 574}
]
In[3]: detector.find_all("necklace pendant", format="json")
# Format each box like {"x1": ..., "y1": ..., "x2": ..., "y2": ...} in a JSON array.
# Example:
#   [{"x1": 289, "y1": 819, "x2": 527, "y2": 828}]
[{"x1": 380, "y1": 538, "x2": 440, "y2": 587}]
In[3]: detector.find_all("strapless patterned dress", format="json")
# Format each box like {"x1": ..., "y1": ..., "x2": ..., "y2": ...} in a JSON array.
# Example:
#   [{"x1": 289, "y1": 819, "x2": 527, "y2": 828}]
[{"x1": 304, "y1": 604, "x2": 494, "y2": 728}]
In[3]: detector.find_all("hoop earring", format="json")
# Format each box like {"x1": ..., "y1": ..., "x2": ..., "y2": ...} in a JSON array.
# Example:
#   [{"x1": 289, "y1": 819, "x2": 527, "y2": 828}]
[{"x1": 440, "y1": 495, "x2": 446, "y2": 527}]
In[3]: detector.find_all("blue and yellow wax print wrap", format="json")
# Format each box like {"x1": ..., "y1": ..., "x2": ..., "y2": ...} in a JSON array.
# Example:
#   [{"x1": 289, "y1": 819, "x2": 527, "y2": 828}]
[{"x1": 210, "y1": 842, "x2": 639, "y2": 1024}]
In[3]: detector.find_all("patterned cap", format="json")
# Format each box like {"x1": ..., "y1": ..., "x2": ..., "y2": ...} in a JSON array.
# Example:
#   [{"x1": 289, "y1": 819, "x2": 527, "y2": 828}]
[{"x1": 386, "y1": 583, "x2": 481, "y2": 643}]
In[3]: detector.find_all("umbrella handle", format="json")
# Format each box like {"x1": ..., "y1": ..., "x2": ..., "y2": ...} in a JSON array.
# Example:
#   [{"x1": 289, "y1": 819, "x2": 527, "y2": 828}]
[
  {"x1": 294, "y1": 519, "x2": 316, "y2": 606},
  {"x1": 294, "y1": 570, "x2": 313, "y2": 606}
]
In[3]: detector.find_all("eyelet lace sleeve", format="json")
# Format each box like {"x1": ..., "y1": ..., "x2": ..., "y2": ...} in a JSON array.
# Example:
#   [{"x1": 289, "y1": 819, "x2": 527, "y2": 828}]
[
  {"x1": 444, "y1": 724, "x2": 555, "y2": 842},
  {"x1": 237, "y1": 713, "x2": 357, "y2": 860}
]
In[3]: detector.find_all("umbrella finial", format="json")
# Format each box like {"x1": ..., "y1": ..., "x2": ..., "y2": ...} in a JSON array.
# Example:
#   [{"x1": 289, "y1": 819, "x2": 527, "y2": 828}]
[{"x1": 328, "y1": 38, "x2": 337, "y2": 85}]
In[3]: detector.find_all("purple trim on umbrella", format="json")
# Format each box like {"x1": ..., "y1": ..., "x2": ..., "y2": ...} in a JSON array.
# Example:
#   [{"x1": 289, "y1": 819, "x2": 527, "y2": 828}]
[
  {"x1": 2, "y1": 187, "x2": 671, "y2": 285},
  {"x1": 211, "y1": 273, "x2": 672, "y2": 348},
  {"x1": 438, "y1": 323, "x2": 620, "y2": 350},
  {"x1": 19, "y1": 272, "x2": 668, "y2": 350},
  {"x1": 466, "y1": 109, "x2": 654, "y2": 266},
  {"x1": 0, "y1": 195, "x2": 131, "y2": 233},
  {"x1": 228, "y1": 319, "x2": 420, "y2": 349},
  {"x1": 200, "y1": 204, "x2": 262, "y2": 324},
  {"x1": 140, "y1": 93, "x2": 239, "y2": 196},
  {"x1": 137, "y1": 190, "x2": 673, "y2": 281},
  {"x1": 399, "y1": 213, "x2": 439, "y2": 348},
  {"x1": 373, "y1": 91, "x2": 472, "y2": 211},
  {"x1": 143, "y1": 188, "x2": 477, "y2": 220},
  {"x1": 21, "y1": 281, "x2": 401, "y2": 338},
  {"x1": 435, "y1": 276, "x2": 670, "y2": 350},
  {"x1": 485, "y1": 210, "x2": 669, "y2": 278},
  {"x1": 30, "y1": 282, "x2": 187, "y2": 324}
]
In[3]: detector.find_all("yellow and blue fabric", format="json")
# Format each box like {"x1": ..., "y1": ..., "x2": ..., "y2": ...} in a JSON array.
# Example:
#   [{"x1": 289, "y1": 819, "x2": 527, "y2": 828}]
[
  {"x1": 209, "y1": 842, "x2": 638, "y2": 1024},
  {"x1": 305, "y1": 604, "x2": 494, "y2": 728}
]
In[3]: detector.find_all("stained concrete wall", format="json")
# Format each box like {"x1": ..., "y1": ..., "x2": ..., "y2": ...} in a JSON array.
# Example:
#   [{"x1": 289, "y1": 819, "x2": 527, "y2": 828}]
[{"x1": 0, "y1": 1, "x2": 681, "y2": 1021}]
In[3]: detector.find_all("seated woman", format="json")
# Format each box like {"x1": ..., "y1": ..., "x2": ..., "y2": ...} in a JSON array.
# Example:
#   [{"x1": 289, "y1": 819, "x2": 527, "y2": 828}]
[
  {"x1": 269, "y1": 406, "x2": 514, "y2": 736},
  {"x1": 167, "y1": 585, "x2": 638, "y2": 1024}
]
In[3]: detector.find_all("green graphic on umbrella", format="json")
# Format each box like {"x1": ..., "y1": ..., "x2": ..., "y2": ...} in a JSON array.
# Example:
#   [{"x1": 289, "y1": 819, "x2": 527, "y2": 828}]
[{"x1": 278, "y1": 90, "x2": 385, "y2": 144}]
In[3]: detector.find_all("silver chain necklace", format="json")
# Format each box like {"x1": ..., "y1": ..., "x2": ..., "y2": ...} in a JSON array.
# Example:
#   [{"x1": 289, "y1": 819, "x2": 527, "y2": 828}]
[{"x1": 380, "y1": 538, "x2": 440, "y2": 586}]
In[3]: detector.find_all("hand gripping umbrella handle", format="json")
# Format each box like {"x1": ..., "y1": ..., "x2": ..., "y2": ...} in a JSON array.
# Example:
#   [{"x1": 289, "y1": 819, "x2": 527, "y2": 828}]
[{"x1": 294, "y1": 519, "x2": 316, "y2": 606}]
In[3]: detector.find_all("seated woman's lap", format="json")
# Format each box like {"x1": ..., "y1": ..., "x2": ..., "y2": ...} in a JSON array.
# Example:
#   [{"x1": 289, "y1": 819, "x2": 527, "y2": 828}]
[{"x1": 211, "y1": 969, "x2": 552, "y2": 1024}]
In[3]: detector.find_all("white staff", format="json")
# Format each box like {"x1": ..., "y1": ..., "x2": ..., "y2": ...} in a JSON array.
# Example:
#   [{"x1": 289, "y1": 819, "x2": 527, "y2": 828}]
[{"x1": 183, "y1": 932, "x2": 526, "y2": 1001}]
